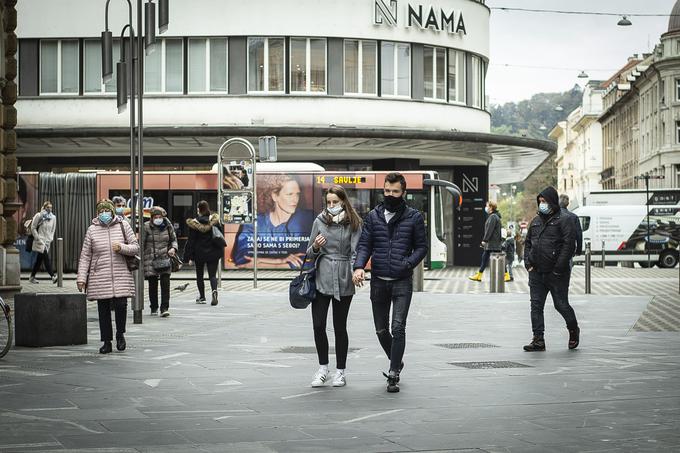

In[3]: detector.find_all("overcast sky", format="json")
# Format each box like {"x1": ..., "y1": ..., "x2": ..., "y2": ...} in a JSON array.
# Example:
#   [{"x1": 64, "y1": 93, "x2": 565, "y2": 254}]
[{"x1": 487, "y1": 0, "x2": 672, "y2": 105}]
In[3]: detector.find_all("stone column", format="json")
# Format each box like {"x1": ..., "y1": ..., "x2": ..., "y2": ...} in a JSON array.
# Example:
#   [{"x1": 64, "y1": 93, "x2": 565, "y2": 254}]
[{"x1": 0, "y1": 0, "x2": 21, "y2": 299}]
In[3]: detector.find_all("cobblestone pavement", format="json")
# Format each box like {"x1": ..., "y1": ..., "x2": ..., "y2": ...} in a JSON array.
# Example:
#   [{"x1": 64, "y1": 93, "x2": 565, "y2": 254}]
[{"x1": 20, "y1": 265, "x2": 680, "y2": 333}]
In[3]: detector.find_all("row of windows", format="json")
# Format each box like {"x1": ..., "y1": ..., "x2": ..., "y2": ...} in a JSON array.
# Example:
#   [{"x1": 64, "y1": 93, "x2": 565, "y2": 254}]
[{"x1": 30, "y1": 37, "x2": 486, "y2": 107}]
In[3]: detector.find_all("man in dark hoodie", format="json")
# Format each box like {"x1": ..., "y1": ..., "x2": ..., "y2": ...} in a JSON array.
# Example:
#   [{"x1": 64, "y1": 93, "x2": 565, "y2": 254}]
[
  {"x1": 523, "y1": 186, "x2": 580, "y2": 352},
  {"x1": 353, "y1": 172, "x2": 428, "y2": 393}
]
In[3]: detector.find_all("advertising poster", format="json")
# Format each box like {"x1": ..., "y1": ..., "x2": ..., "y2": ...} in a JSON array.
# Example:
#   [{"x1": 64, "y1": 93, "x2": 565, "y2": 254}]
[{"x1": 224, "y1": 173, "x2": 315, "y2": 269}]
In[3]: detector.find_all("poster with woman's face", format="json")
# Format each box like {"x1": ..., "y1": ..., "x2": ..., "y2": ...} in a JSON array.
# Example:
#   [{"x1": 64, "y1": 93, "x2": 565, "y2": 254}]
[{"x1": 224, "y1": 173, "x2": 316, "y2": 269}]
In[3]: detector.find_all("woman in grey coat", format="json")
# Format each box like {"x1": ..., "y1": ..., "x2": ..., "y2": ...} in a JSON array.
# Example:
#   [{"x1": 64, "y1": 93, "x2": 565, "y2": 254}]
[
  {"x1": 143, "y1": 207, "x2": 178, "y2": 317},
  {"x1": 306, "y1": 185, "x2": 362, "y2": 388}
]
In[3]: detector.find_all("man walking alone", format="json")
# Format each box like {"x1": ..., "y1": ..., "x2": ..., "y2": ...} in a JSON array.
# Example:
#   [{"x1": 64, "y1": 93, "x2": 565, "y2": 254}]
[
  {"x1": 523, "y1": 187, "x2": 580, "y2": 352},
  {"x1": 353, "y1": 172, "x2": 428, "y2": 393}
]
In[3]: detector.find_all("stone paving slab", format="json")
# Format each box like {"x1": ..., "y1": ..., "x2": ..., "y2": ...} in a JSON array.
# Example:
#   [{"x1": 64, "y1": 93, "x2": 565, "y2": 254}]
[{"x1": 1, "y1": 289, "x2": 679, "y2": 452}]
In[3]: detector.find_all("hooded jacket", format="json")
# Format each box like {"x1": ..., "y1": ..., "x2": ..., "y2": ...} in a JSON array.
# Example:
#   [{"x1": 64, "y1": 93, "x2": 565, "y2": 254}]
[
  {"x1": 142, "y1": 218, "x2": 178, "y2": 277},
  {"x1": 30, "y1": 211, "x2": 57, "y2": 253},
  {"x1": 524, "y1": 186, "x2": 576, "y2": 274},
  {"x1": 184, "y1": 213, "x2": 224, "y2": 263},
  {"x1": 354, "y1": 202, "x2": 428, "y2": 279},
  {"x1": 482, "y1": 210, "x2": 502, "y2": 251}
]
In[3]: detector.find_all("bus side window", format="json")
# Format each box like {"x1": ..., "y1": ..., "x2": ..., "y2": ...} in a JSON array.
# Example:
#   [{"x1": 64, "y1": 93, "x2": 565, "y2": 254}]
[{"x1": 580, "y1": 216, "x2": 590, "y2": 232}]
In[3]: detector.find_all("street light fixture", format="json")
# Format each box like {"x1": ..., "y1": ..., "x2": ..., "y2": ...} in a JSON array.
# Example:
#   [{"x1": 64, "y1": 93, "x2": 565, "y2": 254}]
[
  {"x1": 158, "y1": 0, "x2": 169, "y2": 33},
  {"x1": 145, "y1": 0, "x2": 156, "y2": 55},
  {"x1": 617, "y1": 15, "x2": 632, "y2": 26},
  {"x1": 578, "y1": 70, "x2": 589, "y2": 79}
]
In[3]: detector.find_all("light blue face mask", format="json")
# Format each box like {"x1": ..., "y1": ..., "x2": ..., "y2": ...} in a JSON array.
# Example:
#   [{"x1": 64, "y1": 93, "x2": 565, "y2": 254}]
[
  {"x1": 99, "y1": 212, "x2": 113, "y2": 224},
  {"x1": 538, "y1": 202, "x2": 551, "y2": 215},
  {"x1": 115, "y1": 207, "x2": 124, "y2": 215},
  {"x1": 153, "y1": 218, "x2": 164, "y2": 226},
  {"x1": 327, "y1": 205, "x2": 344, "y2": 216}
]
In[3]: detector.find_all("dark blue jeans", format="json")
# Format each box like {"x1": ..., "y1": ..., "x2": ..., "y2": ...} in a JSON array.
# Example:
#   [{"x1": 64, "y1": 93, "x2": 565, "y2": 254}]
[
  {"x1": 479, "y1": 250, "x2": 492, "y2": 272},
  {"x1": 370, "y1": 277, "x2": 413, "y2": 373},
  {"x1": 529, "y1": 271, "x2": 578, "y2": 336}
]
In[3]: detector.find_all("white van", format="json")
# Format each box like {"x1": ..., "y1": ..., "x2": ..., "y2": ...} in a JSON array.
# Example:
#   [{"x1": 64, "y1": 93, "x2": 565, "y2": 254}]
[{"x1": 573, "y1": 205, "x2": 680, "y2": 268}]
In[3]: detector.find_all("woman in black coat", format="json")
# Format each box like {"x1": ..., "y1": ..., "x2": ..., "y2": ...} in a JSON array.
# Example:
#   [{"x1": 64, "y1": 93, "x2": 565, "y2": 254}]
[{"x1": 184, "y1": 201, "x2": 225, "y2": 305}]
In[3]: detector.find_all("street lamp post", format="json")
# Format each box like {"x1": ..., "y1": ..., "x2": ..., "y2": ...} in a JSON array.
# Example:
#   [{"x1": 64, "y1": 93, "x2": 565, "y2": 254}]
[
  {"x1": 102, "y1": 0, "x2": 169, "y2": 324},
  {"x1": 634, "y1": 174, "x2": 665, "y2": 268}
]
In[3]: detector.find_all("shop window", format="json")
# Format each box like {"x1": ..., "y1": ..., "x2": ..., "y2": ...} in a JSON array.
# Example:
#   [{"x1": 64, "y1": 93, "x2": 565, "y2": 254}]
[
  {"x1": 83, "y1": 39, "x2": 121, "y2": 94},
  {"x1": 447, "y1": 49, "x2": 465, "y2": 103},
  {"x1": 381, "y1": 41, "x2": 410, "y2": 97},
  {"x1": 247, "y1": 37, "x2": 284, "y2": 93},
  {"x1": 290, "y1": 37, "x2": 326, "y2": 93},
  {"x1": 344, "y1": 39, "x2": 377, "y2": 95},
  {"x1": 145, "y1": 38, "x2": 183, "y2": 93},
  {"x1": 188, "y1": 38, "x2": 228, "y2": 93},
  {"x1": 423, "y1": 46, "x2": 445, "y2": 101}
]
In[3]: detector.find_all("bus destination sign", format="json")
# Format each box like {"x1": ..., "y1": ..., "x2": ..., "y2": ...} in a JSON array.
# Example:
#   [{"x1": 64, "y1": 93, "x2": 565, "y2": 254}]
[{"x1": 316, "y1": 175, "x2": 367, "y2": 185}]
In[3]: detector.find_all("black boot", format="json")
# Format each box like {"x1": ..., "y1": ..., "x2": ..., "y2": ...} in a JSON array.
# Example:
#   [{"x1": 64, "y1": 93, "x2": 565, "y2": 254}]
[
  {"x1": 116, "y1": 334, "x2": 126, "y2": 351},
  {"x1": 568, "y1": 327, "x2": 580, "y2": 350},
  {"x1": 99, "y1": 341, "x2": 112, "y2": 354},
  {"x1": 383, "y1": 371, "x2": 400, "y2": 393},
  {"x1": 523, "y1": 335, "x2": 545, "y2": 352}
]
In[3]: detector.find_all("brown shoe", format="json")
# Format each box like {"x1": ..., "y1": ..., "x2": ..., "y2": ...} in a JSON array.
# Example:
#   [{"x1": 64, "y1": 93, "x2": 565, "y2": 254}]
[
  {"x1": 523, "y1": 335, "x2": 545, "y2": 352},
  {"x1": 568, "y1": 327, "x2": 580, "y2": 350}
]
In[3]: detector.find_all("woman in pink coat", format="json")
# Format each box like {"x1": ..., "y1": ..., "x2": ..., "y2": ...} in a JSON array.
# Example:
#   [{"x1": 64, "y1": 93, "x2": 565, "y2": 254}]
[{"x1": 77, "y1": 199, "x2": 139, "y2": 354}]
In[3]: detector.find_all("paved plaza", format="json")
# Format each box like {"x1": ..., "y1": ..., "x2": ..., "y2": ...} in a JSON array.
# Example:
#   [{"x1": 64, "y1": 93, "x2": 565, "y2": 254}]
[{"x1": 1, "y1": 268, "x2": 679, "y2": 452}]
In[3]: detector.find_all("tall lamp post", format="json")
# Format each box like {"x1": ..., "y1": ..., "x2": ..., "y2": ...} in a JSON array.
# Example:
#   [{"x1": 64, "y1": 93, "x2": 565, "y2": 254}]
[
  {"x1": 633, "y1": 174, "x2": 665, "y2": 269},
  {"x1": 102, "y1": 0, "x2": 169, "y2": 324}
]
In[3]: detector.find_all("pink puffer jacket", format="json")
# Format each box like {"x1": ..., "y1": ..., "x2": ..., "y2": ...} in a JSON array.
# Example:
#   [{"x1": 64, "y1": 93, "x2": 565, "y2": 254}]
[{"x1": 77, "y1": 216, "x2": 139, "y2": 301}]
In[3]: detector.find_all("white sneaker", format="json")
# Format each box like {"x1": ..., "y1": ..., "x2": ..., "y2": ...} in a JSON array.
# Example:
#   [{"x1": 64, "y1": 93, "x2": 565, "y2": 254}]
[
  {"x1": 29, "y1": 276, "x2": 39, "y2": 284},
  {"x1": 332, "y1": 370, "x2": 346, "y2": 387},
  {"x1": 310, "y1": 368, "x2": 329, "y2": 387},
  {"x1": 160, "y1": 311, "x2": 170, "y2": 318},
  {"x1": 51, "y1": 275, "x2": 58, "y2": 284}
]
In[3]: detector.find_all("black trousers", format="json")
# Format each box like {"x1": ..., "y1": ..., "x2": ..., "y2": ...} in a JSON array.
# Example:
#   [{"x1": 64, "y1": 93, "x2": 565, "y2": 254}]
[
  {"x1": 529, "y1": 271, "x2": 578, "y2": 336},
  {"x1": 148, "y1": 273, "x2": 170, "y2": 312},
  {"x1": 31, "y1": 251, "x2": 54, "y2": 277},
  {"x1": 311, "y1": 292, "x2": 352, "y2": 369},
  {"x1": 97, "y1": 297, "x2": 127, "y2": 342},
  {"x1": 370, "y1": 277, "x2": 413, "y2": 373},
  {"x1": 195, "y1": 260, "x2": 218, "y2": 299}
]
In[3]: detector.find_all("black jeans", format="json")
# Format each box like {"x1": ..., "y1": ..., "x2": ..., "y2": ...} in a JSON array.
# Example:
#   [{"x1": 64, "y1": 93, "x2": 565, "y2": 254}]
[
  {"x1": 370, "y1": 277, "x2": 413, "y2": 373},
  {"x1": 98, "y1": 297, "x2": 127, "y2": 342},
  {"x1": 311, "y1": 292, "x2": 352, "y2": 369},
  {"x1": 478, "y1": 250, "x2": 492, "y2": 273},
  {"x1": 31, "y1": 251, "x2": 54, "y2": 278},
  {"x1": 529, "y1": 271, "x2": 578, "y2": 336},
  {"x1": 195, "y1": 260, "x2": 218, "y2": 299},
  {"x1": 148, "y1": 273, "x2": 170, "y2": 312}
]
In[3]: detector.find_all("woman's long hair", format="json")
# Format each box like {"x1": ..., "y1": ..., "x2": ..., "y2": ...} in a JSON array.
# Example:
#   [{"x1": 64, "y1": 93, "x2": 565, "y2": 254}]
[{"x1": 322, "y1": 185, "x2": 362, "y2": 231}]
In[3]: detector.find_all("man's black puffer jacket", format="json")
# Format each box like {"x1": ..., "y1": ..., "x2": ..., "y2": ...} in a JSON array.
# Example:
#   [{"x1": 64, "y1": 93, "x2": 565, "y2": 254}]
[
  {"x1": 524, "y1": 186, "x2": 576, "y2": 274},
  {"x1": 354, "y1": 202, "x2": 428, "y2": 279}
]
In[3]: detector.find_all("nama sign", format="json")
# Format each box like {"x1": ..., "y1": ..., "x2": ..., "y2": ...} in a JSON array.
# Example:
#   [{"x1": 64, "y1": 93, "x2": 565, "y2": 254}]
[{"x1": 374, "y1": 0, "x2": 467, "y2": 35}]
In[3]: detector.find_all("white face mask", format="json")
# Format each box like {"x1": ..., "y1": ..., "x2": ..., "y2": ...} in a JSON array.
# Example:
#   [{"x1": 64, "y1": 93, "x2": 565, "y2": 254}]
[
  {"x1": 539, "y1": 202, "x2": 551, "y2": 214},
  {"x1": 153, "y1": 218, "x2": 163, "y2": 226},
  {"x1": 327, "y1": 205, "x2": 344, "y2": 216},
  {"x1": 484, "y1": 207, "x2": 491, "y2": 214}
]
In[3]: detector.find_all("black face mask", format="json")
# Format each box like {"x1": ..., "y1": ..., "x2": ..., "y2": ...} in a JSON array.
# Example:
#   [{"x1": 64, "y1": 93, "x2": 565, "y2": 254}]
[{"x1": 383, "y1": 195, "x2": 405, "y2": 212}]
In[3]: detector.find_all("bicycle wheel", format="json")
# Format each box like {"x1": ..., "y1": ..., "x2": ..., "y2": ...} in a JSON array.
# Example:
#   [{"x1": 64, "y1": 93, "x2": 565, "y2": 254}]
[{"x1": 0, "y1": 300, "x2": 12, "y2": 358}]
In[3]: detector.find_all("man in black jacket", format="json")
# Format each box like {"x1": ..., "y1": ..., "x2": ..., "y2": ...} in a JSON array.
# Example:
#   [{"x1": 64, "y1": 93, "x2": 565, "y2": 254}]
[
  {"x1": 353, "y1": 172, "x2": 428, "y2": 393},
  {"x1": 523, "y1": 186, "x2": 580, "y2": 352}
]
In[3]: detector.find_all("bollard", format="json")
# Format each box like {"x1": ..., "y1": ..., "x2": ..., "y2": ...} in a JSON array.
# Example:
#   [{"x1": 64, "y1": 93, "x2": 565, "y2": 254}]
[
  {"x1": 601, "y1": 240, "x2": 606, "y2": 268},
  {"x1": 584, "y1": 242, "x2": 591, "y2": 294},
  {"x1": 489, "y1": 253, "x2": 505, "y2": 293},
  {"x1": 413, "y1": 260, "x2": 424, "y2": 292},
  {"x1": 56, "y1": 238, "x2": 64, "y2": 288}
]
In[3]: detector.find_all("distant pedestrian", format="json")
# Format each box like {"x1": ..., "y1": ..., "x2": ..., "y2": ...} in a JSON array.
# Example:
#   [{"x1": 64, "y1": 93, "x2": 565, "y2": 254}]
[
  {"x1": 559, "y1": 194, "x2": 583, "y2": 260},
  {"x1": 501, "y1": 229, "x2": 515, "y2": 282},
  {"x1": 143, "y1": 207, "x2": 178, "y2": 317},
  {"x1": 28, "y1": 201, "x2": 57, "y2": 284},
  {"x1": 77, "y1": 199, "x2": 139, "y2": 354},
  {"x1": 469, "y1": 201, "x2": 502, "y2": 282},
  {"x1": 306, "y1": 185, "x2": 362, "y2": 388},
  {"x1": 515, "y1": 230, "x2": 525, "y2": 267},
  {"x1": 184, "y1": 200, "x2": 225, "y2": 305},
  {"x1": 112, "y1": 196, "x2": 132, "y2": 227},
  {"x1": 523, "y1": 187, "x2": 580, "y2": 352},
  {"x1": 353, "y1": 172, "x2": 428, "y2": 393}
]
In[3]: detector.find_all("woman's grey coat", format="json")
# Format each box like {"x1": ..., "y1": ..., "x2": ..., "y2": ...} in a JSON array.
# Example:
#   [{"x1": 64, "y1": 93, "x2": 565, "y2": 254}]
[
  {"x1": 306, "y1": 214, "x2": 361, "y2": 300},
  {"x1": 142, "y1": 219, "x2": 178, "y2": 278}
]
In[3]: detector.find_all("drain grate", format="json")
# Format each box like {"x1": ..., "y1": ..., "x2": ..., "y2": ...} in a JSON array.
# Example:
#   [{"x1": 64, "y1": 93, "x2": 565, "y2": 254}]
[
  {"x1": 436, "y1": 343, "x2": 499, "y2": 349},
  {"x1": 279, "y1": 346, "x2": 361, "y2": 354},
  {"x1": 449, "y1": 361, "x2": 531, "y2": 369}
]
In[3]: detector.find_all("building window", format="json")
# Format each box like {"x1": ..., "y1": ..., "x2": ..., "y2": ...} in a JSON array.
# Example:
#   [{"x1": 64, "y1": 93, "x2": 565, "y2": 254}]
[
  {"x1": 423, "y1": 46, "x2": 445, "y2": 101},
  {"x1": 40, "y1": 40, "x2": 79, "y2": 94},
  {"x1": 447, "y1": 49, "x2": 465, "y2": 103},
  {"x1": 290, "y1": 37, "x2": 326, "y2": 93},
  {"x1": 188, "y1": 38, "x2": 228, "y2": 93},
  {"x1": 145, "y1": 39, "x2": 183, "y2": 93},
  {"x1": 471, "y1": 55, "x2": 483, "y2": 108},
  {"x1": 676, "y1": 79, "x2": 680, "y2": 102},
  {"x1": 676, "y1": 121, "x2": 680, "y2": 144},
  {"x1": 380, "y1": 41, "x2": 410, "y2": 97},
  {"x1": 247, "y1": 37, "x2": 284, "y2": 93},
  {"x1": 83, "y1": 39, "x2": 120, "y2": 94},
  {"x1": 660, "y1": 79, "x2": 666, "y2": 105},
  {"x1": 344, "y1": 39, "x2": 377, "y2": 95}
]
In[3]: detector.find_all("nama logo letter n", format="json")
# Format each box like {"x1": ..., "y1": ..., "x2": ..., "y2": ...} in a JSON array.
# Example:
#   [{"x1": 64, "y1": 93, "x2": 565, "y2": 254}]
[{"x1": 374, "y1": 0, "x2": 398, "y2": 26}]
